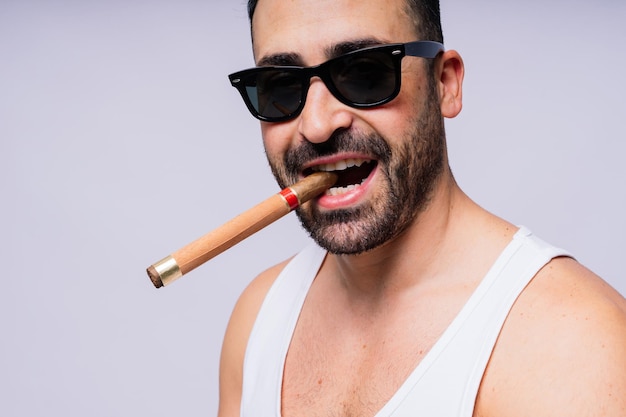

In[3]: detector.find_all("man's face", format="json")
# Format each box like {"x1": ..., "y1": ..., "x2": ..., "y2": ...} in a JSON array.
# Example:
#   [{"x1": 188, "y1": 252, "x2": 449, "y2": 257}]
[{"x1": 252, "y1": 0, "x2": 446, "y2": 254}]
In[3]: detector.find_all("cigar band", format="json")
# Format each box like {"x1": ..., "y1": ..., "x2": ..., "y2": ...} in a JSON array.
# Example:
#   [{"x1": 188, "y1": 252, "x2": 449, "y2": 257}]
[{"x1": 279, "y1": 187, "x2": 300, "y2": 210}]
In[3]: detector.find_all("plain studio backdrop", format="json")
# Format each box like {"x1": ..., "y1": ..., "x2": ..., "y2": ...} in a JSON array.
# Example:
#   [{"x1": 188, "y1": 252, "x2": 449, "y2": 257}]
[{"x1": 1, "y1": 1, "x2": 624, "y2": 415}]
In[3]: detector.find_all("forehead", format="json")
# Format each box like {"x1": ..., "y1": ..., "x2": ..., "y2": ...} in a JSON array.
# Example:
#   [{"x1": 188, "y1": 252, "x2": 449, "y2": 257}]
[{"x1": 251, "y1": 0, "x2": 416, "y2": 63}]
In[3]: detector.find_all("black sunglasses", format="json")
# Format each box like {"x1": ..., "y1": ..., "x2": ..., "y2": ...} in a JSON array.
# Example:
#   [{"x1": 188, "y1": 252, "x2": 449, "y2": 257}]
[{"x1": 228, "y1": 40, "x2": 444, "y2": 122}]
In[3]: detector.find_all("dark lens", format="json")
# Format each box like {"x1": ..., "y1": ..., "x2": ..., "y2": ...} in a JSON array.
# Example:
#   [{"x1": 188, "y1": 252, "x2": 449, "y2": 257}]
[
  {"x1": 329, "y1": 50, "x2": 397, "y2": 105},
  {"x1": 245, "y1": 69, "x2": 303, "y2": 119}
]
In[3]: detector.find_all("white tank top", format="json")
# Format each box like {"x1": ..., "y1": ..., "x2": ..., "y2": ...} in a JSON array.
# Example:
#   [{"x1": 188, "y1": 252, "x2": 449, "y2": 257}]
[{"x1": 241, "y1": 227, "x2": 570, "y2": 416}]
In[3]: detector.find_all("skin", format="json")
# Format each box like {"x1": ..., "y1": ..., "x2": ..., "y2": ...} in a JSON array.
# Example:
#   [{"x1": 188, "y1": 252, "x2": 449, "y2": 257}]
[{"x1": 218, "y1": 0, "x2": 626, "y2": 416}]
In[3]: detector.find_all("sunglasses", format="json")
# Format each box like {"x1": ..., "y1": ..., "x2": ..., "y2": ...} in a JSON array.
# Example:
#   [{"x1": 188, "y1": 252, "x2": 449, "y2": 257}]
[{"x1": 228, "y1": 40, "x2": 444, "y2": 123}]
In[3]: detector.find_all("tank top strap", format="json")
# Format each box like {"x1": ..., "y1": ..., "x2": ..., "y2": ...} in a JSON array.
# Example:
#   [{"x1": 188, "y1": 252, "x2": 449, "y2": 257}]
[
  {"x1": 241, "y1": 244, "x2": 326, "y2": 416},
  {"x1": 378, "y1": 226, "x2": 572, "y2": 416}
]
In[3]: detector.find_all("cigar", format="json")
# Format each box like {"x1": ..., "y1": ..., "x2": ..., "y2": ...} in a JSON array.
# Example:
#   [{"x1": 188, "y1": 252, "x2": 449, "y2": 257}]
[{"x1": 146, "y1": 171, "x2": 337, "y2": 288}]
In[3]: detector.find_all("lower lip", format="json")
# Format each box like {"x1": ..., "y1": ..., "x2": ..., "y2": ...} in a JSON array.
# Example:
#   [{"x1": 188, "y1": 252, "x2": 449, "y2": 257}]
[{"x1": 315, "y1": 166, "x2": 378, "y2": 210}]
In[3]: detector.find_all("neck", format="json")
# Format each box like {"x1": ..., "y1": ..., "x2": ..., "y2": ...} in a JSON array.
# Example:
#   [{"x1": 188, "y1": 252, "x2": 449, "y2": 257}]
[{"x1": 323, "y1": 170, "x2": 513, "y2": 303}]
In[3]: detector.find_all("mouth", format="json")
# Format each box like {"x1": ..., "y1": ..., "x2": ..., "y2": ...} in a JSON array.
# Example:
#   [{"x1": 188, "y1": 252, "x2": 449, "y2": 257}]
[{"x1": 303, "y1": 158, "x2": 377, "y2": 196}]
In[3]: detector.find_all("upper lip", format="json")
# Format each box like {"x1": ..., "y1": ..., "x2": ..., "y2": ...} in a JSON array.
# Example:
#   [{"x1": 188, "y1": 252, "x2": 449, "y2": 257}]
[{"x1": 311, "y1": 157, "x2": 373, "y2": 173}]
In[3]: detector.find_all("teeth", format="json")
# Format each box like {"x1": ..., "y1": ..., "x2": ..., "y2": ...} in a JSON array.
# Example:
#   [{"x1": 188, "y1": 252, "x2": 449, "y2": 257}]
[
  {"x1": 312, "y1": 158, "x2": 370, "y2": 172},
  {"x1": 309, "y1": 158, "x2": 372, "y2": 196},
  {"x1": 325, "y1": 178, "x2": 367, "y2": 196}
]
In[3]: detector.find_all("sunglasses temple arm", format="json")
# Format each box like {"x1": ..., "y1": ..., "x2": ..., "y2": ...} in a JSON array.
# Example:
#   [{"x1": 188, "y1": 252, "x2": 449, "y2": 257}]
[{"x1": 404, "y1": 41, "x2": 444, "y2": 58}]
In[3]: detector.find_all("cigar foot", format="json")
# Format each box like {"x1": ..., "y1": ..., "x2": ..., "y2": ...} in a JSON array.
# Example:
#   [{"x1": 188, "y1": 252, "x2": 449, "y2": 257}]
[
  {"x1": 147, "y1": 255, "x2": 182, "y2": 288},
  {"x1": 147, "y1": 265, "x2": 163, "y2": 288}
]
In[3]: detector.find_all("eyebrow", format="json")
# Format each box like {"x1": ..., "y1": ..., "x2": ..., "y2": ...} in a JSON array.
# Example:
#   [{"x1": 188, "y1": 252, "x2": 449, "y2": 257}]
[
  {"x1": 256, "y1": 37, "x2": 387, "y2": 67},
  {"x1": 257, "y1": 52, "x2": 302, "y2": 67},
  {"x1": 326, "y1": 38, "x2": 385, "y2": 58}
]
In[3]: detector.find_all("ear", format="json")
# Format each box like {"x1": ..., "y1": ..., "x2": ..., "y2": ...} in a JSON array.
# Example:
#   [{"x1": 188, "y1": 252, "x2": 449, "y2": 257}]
[{"x1": 437, "y1": 50, "x2": 464, "y2": 118}]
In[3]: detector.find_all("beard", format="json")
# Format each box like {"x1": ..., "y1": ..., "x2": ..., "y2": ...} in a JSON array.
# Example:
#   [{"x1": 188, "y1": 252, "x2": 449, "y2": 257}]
[{"x1": 265, "y1": 82, "x2": 446, "y2": 255}]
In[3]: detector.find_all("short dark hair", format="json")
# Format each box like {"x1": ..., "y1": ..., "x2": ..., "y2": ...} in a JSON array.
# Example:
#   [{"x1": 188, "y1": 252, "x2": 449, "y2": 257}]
[{"x1": 246, "y1": 0, "x2": 443, "y2": 43}]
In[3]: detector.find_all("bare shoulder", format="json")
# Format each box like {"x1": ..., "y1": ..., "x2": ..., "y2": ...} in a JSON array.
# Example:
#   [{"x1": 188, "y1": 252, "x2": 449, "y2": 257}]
[
  {"x1": 477, "y1": 257, "x2": 626, "y2": 417},
  {"x1": 217, "y1": 258, "x2": 292, "y2": 417}
]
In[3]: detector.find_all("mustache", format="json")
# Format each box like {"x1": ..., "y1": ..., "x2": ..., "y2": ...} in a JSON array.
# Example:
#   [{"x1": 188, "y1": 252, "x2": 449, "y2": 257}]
[{"x1": 284, "y1": 129, "x2": 392, "y2": 174}]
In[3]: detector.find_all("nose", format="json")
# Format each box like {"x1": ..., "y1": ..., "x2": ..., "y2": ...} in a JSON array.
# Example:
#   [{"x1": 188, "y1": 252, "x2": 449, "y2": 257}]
[{"x1": 297, "y1": 77, "x2": 353, "y2": 144}]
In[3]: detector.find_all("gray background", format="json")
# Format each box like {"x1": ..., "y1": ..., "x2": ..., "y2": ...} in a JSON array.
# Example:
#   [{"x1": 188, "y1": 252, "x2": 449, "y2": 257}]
[{"x1": 2, "y1": 1, "x2": 624, "y2": 415}]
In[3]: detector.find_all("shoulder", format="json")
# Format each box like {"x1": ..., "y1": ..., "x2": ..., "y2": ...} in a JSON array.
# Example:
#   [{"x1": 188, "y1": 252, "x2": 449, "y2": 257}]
[
  {"x1": 217, "y1": 258, "x2": 292, "y2": 417},
  {"x1": 477, "y1": 256, "x2": 626, "y2": 417}
]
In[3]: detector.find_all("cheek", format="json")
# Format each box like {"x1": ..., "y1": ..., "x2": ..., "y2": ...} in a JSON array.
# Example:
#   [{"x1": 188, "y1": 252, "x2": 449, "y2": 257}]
[
  {"x1": 384, "y1": 76, "x2": 431, "y2": 133},
  {"x1": 261, "y1": 122, "x2": 295, "y2": 159},
  {"x1": 358, "y1": 94, "x2": 424, "y2": 143}
]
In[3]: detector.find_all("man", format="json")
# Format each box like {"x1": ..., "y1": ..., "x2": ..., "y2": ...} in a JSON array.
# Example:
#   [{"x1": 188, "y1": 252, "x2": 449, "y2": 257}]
[{"x1": 218, "y1": 0, "x2": 626, "y2": 415}]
